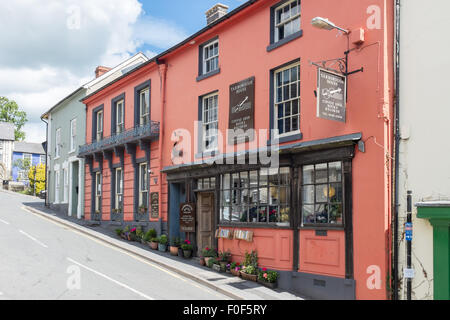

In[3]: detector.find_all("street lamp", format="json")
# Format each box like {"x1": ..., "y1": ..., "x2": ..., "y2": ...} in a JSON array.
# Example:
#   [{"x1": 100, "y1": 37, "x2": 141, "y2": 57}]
[{"x1": 311, "y1": 17, "x2": 349, "y2": 34}]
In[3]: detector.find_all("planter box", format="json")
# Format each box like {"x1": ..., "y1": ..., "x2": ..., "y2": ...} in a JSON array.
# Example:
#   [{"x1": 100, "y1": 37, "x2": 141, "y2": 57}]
[
  {"x1": 257, "y1": 279, "x2": 278, "y2": 289},
  {"x1": 240, "y1": 271, "x2": 257, "y2": 282},
  {"x1": 230, "y1": 269, "x2": 241, "y2": 277}
]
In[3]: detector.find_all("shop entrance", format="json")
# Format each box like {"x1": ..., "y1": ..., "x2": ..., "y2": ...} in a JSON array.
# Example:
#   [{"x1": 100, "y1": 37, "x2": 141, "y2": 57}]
[{"x1": 196, "y1": 192, "x2": 215, "y2": 256}]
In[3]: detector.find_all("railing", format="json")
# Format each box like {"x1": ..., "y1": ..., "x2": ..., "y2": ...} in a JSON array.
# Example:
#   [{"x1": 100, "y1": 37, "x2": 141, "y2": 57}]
[{"x1": 78, "y1": 121, "x2": 160, "y2": 156}]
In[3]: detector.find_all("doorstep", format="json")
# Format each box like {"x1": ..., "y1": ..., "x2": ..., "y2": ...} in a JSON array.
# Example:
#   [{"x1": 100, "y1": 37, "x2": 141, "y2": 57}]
[{"x1": 21, "y1": 202, "x2": 303, "y2": 301}]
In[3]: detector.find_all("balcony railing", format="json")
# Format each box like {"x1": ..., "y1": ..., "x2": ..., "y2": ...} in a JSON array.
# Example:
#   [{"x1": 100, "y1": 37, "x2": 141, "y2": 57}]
[{"x1": 78, "y1": 121, "x2": 160, "y2": 156}]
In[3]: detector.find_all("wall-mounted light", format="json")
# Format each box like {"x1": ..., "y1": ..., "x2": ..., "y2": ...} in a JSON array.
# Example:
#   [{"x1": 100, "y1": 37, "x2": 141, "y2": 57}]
[{"x1": 311, "y1": 17, "x2": 349, "y2": 34}]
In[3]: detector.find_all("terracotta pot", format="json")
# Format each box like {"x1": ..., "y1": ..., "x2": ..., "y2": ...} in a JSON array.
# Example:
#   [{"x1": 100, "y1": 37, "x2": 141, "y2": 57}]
[
  {"x1": 199, "y1": 258, "x2": 206, "y2": 266},
  {"x1": 204, "y1": 257, "x2": 212, "y2": 266},
  {"x1": 169, "y1": 246, "x2": 179, "y2": 256},
  {"x1": 149, "y1": 241, "x2": 158, "y2": 250}
]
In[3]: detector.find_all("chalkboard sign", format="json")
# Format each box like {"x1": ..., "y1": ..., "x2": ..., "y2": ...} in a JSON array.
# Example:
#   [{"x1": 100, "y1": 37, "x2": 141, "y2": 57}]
[
  {"x1": 150, "y1": 192, "x2": 159, "y2": 218},
  {"x1": 180, "y1": 203, "x2": 196, "y2": 233}
]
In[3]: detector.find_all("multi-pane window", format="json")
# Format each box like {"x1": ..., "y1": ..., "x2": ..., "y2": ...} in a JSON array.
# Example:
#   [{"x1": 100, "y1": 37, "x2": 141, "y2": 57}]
[
  {"x1": 116, "y1": 100, "x2": 124, "y2": 134},
  {"x1": 55, "y1": 128, "x2": 61, "y2": 158},
  {"x1": 96, "y1": 110, "x2": 103, "y2": 141},
  {"x1": 140, "y1": 88, "x2": 150, "y2": 126},
  {"x1": 139, "y1": 163, "x2": 148, "y2": 208},
  {"x1": 274, "y1": 0, "x2": 301, "y2": 42},
  {"x1": 70, "y1": 118, "x2": 76, "y2": 152},
  {"x1": 275, "y1": 63, "x2": 300, "y2": 136},
  {"x1": 0, "y1": 141, "x2": 3, "y2": 163},
  {"x1": 95, "y1": 172, "x2": 102, "y2": 213},
  {"x1": 202, "y1": 93, "x2": 219, "y2": 152},
  {"x1": 197, "y1": 177, "x2": 216, "y2": 190},
  {"x1": 301, "y1": 162, "x2": 343, "y2": 225},
  {"x1": 23, "y1": 153, "x2": 32, "y2": 163},
  {"x1": 203, "y1": 40, "x2": 219, "y2": 74},
  {"x1": 40, "y1": 155, "x2": 45, "y2": 164},
  {"x1": 115, "y1": 168, "x2": 123, "y2": 211},
  {"x1": 220, "y1": 168, "x2": 291, "y2": 225},
  {"x1": 55, "y1": 170, "x2": 60, "y2": 203},
  {"x1": 63, "y1": 168, "x2": 69, "y2": 203}
]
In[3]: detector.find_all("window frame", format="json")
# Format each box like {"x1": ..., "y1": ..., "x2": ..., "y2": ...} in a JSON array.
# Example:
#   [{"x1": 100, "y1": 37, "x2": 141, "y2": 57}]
[
  {"x1": 140, "y1": 88, "x2": 150, "y2": 126},
  {"x1": 96, "y1": 110, "x2": 103, "y2": 141},
  {"x1": 134, "y1": 81, "x2": 151, "y2": 127},
  {"x1": 139, "y1": 163, "x2": 148, "y2": 209},
  {"x1": 115, "y1": 167, "x2": 123, "y2": 211},
  {"x1": 116, "y1": 100, "x2": 124, "y2": 134},
  {"x1": 95, "y1": 171, "x2": 102, "y2": 213},
  {"x1": 55, "y1": 128, "x2": 61, "y2": 158},
  {"x1": 200, "y1": 92, "x2": 219, "y2": 154},
  {"x1": 70, "y1": 118, "x2": 76, "y2": 153},
  {"x1": 197, "y1": 37, "x2": 220, "y2": 81}
]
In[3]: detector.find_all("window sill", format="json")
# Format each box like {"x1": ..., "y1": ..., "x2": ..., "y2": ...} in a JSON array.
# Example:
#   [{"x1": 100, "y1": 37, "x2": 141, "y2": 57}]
[
  {"x1": 219, "y1": 222, "x2": 292, "y2": 230},
  {"x1": 196, "y1": 68, "x2": 221, "y2": 82},
  {"x1": 299, "y1": 225, "x2": 345, "y2": 231},
  {"x1": 267, "y1": 30, "x2": 303, "y2": 52},
  {"x1": 267, "y1": 132, "x2": 303, "y2": 146}
]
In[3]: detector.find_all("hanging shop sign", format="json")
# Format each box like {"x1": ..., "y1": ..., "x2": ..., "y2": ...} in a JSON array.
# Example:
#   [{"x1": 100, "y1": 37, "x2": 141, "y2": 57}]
[
  {"x1": 228, "y1": 76, "x2": 255, "y2": 144},
  {"x1": 317, "y1": 68, "x2": 347, "y2": 122},
  {"x1": 180, "y1": 203, "x2": 196, "y2": 233},
  {"x1": 150, "y1": 192, "x2": 159, "y2": 218}
]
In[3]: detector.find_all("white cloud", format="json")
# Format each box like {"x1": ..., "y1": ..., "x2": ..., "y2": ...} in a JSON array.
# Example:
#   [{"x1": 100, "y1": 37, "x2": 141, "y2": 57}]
[{"x1": 0, "y1": 0, "x2": 188, "y2": 144}]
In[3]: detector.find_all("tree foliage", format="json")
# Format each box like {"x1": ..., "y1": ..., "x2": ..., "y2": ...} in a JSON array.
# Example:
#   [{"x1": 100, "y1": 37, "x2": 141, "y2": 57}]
[
  {"x1": 28, "y1": 163, "x2": 46, "y2": 195},
  {"x1": 0, "y1": 96, "x2": 27, "y2": 141}
]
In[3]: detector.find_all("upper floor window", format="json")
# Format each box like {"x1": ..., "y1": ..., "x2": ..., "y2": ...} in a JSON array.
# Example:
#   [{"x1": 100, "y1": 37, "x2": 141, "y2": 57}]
[
  {"x1": 96, "y1": 110, "x2": 103, "y2": 141},
  {"x1": 201, "y1": 93, "x2": 219, "y2": 153},
  {"x1": 70, "y1": 118, "x2": 76, "y2": 152},
  {"x1": 203, "y1": 40, "x2": 219, "y2": 74},
  {"x1": 116, "y1": 99, "x2": 124, "y2": 134},
  {"x1": 40, "y1": 154, "x2": 45, "y2": 164},
  {"x1": 274, "y1": 62, "x2": 300, "y2": 137},
  {"x1": 23, "y1": 153, "x2": 32, "y2": 163},
  {"x1": 55, "y1": 128, "x2": 61, "y2": 158},
  {"x1": 140, "y1": 88, "x2": 150, "y2": 126},
  {"x1": 274, "y1": 0, "x2": 301, "y2": 42}
]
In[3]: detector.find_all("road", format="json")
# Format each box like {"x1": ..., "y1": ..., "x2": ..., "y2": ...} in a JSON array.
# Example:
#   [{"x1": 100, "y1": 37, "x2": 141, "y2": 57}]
[{"x1": 0, "y1": 190, "x2": 230, "y2": 300}]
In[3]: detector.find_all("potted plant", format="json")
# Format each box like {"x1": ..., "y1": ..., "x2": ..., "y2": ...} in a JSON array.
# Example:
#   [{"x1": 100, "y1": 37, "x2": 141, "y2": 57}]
[
  {"x1": 114, "y1": 228, "x2": 123, "y2": 238},
  {"x1": 169, "y1": 237, "x2": 181, "y2": 256},
  {"x1": 136, "y1": 226, "x2": 144, "y2": 243},
  {"x1": 202, "y1": 247, "x2": 218, "y2": 266},
  {"x1": 207, "y1": 257, "x2": 218, "y2": 269},
  {"x1": 181, "y1": 239, "x2": 193, "y2": 258},
  {"x1": 122, "y1": 226, "x2": 130, "y2": 240},
  {"x1": 218, "y1": 251, "x2": 231, "y2": 272},
  {"x1": 158, "y1": 234, "x2": 168, "y2": 252},
  {"x1": 144, "y1": 228, "x2": 158, "y2": 249},
  {"x1": 230, "y1": 262, "x2": 241, "y2": 277},
  {"x1": 150, "y1": 237, "x2": 159, "y2": 250},
  {"x1": 257, "y1": 268, "x2": 279, "y2": 289},
  {"x1": 139, "y1": 205, "x2": 147, "y2": 214},
  {"x1": 240, "y1": 250, "x2": 258, "y2": 282},
  {"x1": 128, "y1": 227, "x2": 138, "y2": 241}
]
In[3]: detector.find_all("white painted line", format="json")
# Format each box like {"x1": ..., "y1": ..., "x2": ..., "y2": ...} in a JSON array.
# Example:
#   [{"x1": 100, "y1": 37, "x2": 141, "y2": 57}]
[
  {"x1": 0, "y1": 219, "x2": 10, "y2": 225},
  {"x1": 19, "y1": 230, "x2": 49, "y2": 248},
  {"x1": 67, "y1": 257, "x2": 155, "y2": 300}
]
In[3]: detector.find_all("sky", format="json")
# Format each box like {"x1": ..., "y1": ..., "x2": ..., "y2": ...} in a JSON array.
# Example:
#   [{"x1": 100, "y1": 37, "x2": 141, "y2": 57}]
[{"x1": 0, "y1": 0, "x2": 246, "y2": 143}]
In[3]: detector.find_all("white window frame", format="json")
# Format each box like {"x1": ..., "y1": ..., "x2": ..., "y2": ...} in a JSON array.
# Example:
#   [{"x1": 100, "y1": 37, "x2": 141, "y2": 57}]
[
  {"x1": 40, "y1": 154, "x2": 45, "y2": 164},
  {"x1": 55, "y1": 128, "x2": 61, "y2": 158},
  {"x1": 95, "y1": 172, "x2": 102, "y2": 213},
  {"x1": 201, "y1": 93, "x2": 219, "y2": 153},
  {"x1": 96, "y1": 110, "x2": 103, "y2": 141},
  {"x1": 116, "y1": 100, "x2": 124, "y2": 134},
  {"x1": 203, "y1": 40, "x2": 219, "y2": 75},
  {"x1": 115, "y1": 168, "x2": 123, "y2": 210},
  {"x1": 139, "y1": 163, "x2": 148, "y2": 208},
  {"x1": 63, "y1": 168, "x2": 69, "y2": 203},
  {"x1": 55, "y1": 170, "x2": 60, "y2": 203},
  {"x1": 70, "y1": 118, "x2": 77, "y2": 153},
  {"x1": 274, "y1": 62, "x2": 301, "y2": 139},
  {"x1": 140, "y1": 88, "x2": 150, "y2": 126},
  {"x1": 274, "y1": 0, "x2": 301, "y2": 42},
  {"x1": 23, "y1": 153, "x2": 32, "y2": 163}
]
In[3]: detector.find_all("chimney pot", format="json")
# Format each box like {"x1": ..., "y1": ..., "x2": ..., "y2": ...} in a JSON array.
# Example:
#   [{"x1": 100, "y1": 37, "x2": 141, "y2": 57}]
[
  {"x1": 95, "y1": 66, "x2": 112, "y2": 78},
  {"x1": 206, "y1": 3, "x2": 229, "y2": 25}
]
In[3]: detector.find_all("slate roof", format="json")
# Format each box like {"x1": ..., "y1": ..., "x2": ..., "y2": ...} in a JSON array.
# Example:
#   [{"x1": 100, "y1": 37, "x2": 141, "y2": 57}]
[
  {"x1": 13, "y1": 141, "x2": 45, "y2": 155},
  {"x1": 0, "y1": 122, "x2": 15, "y2": 141}
]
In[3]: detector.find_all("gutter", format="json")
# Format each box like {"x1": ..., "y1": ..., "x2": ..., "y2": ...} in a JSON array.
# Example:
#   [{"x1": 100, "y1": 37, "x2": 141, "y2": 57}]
[{"x1": 392, "y1": 0, "x2": 401, "y2": 300}]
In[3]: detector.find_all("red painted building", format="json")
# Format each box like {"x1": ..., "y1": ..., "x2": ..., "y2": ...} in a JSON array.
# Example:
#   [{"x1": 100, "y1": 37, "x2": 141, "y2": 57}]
[{"x1": 79, "y1": 0, "x2": 395, "y2": 300}]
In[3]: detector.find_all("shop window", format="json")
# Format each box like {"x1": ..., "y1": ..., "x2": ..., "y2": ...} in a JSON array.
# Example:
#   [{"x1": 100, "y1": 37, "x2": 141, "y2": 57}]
[
  {"x1": 197, "y1": 177, "x2": 216, "y2": 190},
  {"x1": 220, "y1": 167, "x2": 291, "y2": 225},
  {"x1": 301, "y1": 161, "x2": 343, "y2": 226}
]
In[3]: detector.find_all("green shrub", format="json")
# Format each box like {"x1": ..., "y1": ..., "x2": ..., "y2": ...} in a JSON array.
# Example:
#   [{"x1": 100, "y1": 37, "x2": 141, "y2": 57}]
[
  {"x1": 114, "y1": 229, "x2": 123, "y2": 236},
  {"x1": 159, "y1": 234, "x2": 168, "y2": 245},
  {"x1": 258, "y1": 269, "x2": 278, "y2": 283},
  {"x1": 202, "y1": 247, "x2": 217, "y2": 258}
]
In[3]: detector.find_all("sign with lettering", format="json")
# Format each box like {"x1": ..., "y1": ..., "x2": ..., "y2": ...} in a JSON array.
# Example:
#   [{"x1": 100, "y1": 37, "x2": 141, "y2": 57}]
[
  {"x1": 228, "y1": 76, "x2": 255, "y2": 144},
  {"x1": 180, "y1": 203, "x2": 196, "y2": 233},
  {"x1": 215, "y1": 228, "x2": 233, "y2": 239},
  {"x1": 233, "y1": 229, "x2": 254, "y2": 242},
  {"x1": 405, "y1": 222, "x2": 413, "y2": 242},
  {"x1": 150, "y1": 192, "x2": 159, "y2": 218},
  {"x1": 317, "y1": 68, "x2": 347, "y2": 122}
]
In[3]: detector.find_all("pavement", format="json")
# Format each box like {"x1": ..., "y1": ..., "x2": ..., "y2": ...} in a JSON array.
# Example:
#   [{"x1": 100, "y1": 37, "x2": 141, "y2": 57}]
[{"x1": 0, "y1": 188, "x2": 304, "y2": 300}]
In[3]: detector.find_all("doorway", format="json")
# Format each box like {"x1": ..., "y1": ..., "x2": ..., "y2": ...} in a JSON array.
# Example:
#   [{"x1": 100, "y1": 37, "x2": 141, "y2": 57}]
[
  {"x1": 70, "y1": 161, "x2": 79, "y2": 217},
  {"x1": 196, "y1": 192, "x2": 215, "y2": 256}
]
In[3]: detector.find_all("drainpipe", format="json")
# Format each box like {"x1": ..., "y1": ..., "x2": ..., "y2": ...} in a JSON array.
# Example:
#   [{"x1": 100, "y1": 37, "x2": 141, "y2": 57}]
[
  {"x1": 41, "y1": 117, "x2": 49, "y2": 207},
  {"x1": 392, "y1": 0, "x2": 401, "y2": 300},
  {"x1": 157, "y1": 59, "x2": 167, "y2": 234}
]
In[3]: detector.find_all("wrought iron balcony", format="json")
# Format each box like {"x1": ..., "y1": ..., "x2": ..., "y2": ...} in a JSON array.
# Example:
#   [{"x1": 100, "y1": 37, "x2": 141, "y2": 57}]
[{"x1": 78, "y1": 121, "x2": 160, "y2": 157}]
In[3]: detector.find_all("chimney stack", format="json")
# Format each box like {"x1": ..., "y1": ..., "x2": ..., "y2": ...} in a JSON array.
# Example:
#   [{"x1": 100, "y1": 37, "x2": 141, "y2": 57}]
[
  {"x1": 206, "y1": 3, "x2": 229, "y2": 25},
  {"x1": 95, "y1": 66, "x2": 112, "y2": 78}
]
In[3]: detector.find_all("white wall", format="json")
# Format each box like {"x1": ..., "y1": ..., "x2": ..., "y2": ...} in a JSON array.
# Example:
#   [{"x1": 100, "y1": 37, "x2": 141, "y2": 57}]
[{"x1": 398, "y1": 0, "x2": 450, "y2": 300}]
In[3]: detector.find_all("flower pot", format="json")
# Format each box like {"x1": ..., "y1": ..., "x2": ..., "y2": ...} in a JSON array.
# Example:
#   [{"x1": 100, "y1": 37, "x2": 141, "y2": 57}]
[
  {"x1": 219, "y1": 261, "x2": 227, "y2": 272},
  {"x1": 240, "y1": 271, "x2": 258, "y2": 282},
  {"x1": 257, "y1": 279, "x2": 278, "y2": 289},
  {"x1": 183, "y1": 250, "x2": 192, "y2": 259},
  {"x1": 204, "y1": 257, "x2": 213, "y2": 266},
  {"x1": 158, "y1": 243, "x2": 167, "y2": 252},
  {"x1": 199, "y1": 257, "x2": 206, "y2": 266},
  {"x1": 169, "y1": 246, "x2": 179, "y2": 256},
  {"x1": 149, "y1": 241, "x2": 158, "y2": 250},
  {"x1": 212, "y1": 264, "x2": 222, "y2": 273},
  {"x1": 231, "y1": 269, "x2": 241, "y2": 277}
]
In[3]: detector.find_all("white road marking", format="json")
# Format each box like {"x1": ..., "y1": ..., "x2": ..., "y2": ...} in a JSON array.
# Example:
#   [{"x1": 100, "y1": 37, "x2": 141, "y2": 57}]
[
  {"x1": 0, "y1": 219, "x2": 10, "y2": 225},
  {"x1": 67, "y1": 257, "x2": 155, "y2": 300},
  {"x1": 19, "y1": 230, "x2": 49, "y2": 248}
]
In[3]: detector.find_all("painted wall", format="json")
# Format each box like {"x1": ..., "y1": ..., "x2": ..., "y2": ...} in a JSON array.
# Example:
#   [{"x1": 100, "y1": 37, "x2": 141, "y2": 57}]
[
  {"x1": 397, "y1": 0, "x2": 450, "y2": 300},
  {"x1": 83, "y1": 63, "x2": 162, "y2": 222},
  {"x1": 159, "y1": 0, "x2": 395, "y2": 300},
  {"x1": 12, "y1": 152, "x2": 44, "y2": 183},
  {"x1": 47, "y1": 89, "x2": 86, "y2": 217}
]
